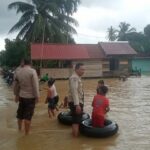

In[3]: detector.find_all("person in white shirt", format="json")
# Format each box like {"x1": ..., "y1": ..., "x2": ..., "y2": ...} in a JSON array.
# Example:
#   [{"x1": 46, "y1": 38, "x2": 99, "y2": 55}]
[
  {"x1": 68, "y1": 63, "x2": 85, "y2": 137},
  {"x1": 45, "y1": 78, "x2": 59, "y2": 118},
  {"x1": 13, "y1": 57, "x2": 39, "y2": 135}
]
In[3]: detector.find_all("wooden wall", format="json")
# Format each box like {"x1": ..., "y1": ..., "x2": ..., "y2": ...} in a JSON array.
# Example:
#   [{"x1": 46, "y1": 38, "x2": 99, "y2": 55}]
[
  {"x1": 41, "y1": 60, "x2": 103, "y2": 79},
  {"x1": 40, "y1": 59, "x2": 130, "y2": 79},
  {"x1": 72, "y1": 60, "x2": 103, "y2": 77}
]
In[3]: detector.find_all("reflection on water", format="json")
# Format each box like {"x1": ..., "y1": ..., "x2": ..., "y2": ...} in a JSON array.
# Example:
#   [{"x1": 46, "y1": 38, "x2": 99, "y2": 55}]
[{"x1": 0, "y1": 75, "x2": 150, "y2": 150}]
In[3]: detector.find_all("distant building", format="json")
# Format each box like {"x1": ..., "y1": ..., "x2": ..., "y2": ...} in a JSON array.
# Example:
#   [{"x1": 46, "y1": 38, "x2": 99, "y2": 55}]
[
  {"x1": 31, "y1": 41, "x2": 137, "y2": 79},
  {"x1": 132, "y1": 52, "x2": 150, "y2": 73}
]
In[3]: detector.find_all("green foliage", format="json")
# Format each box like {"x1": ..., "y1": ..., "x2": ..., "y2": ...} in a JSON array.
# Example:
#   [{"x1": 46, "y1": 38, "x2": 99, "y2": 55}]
[
  {"x1": 118, "y1": 22, "x2": 136, "y2": 41},
  {"x1": 144, "y1": 24, "x2": 150, "y2": 38},
  {"x1": 8, "y1": 0, "x2": 80, "y2": 44},
  {"x1": 0, "y1": 39, "x2": 28, "y2": 67},
  {"x1": 107, "y1": 26, "x2": 117, "y2": 41},
  {"x1": 107, "y1": 22, "x2": 150, "y2": 53}
]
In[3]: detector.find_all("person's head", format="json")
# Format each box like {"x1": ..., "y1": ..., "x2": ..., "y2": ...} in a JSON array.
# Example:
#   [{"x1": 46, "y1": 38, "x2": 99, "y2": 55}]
[
  {"x1": 75, "y1": 63, "x2": 85, "y2": 77},
  {"x1": 22, "y1": 57, "x2": 32, "y2": 65},
  {"x1": 97, "y1": 85, "x2": 108, "y2": 96},
  {"x1": 98, "y1": 80, "x2": 104, "y2": 87},
  {"x1": 20, "y1": 59, "x2": 25, "y2": 67},
  {"x1": 48, "y1": 78, "x2": 55, "y2": 87}
]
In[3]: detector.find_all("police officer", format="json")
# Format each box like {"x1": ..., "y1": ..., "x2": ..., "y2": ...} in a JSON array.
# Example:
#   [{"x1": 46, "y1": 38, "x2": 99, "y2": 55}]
[{"x1": 68, "y1": 63, "x2": 85, "y2": 137}]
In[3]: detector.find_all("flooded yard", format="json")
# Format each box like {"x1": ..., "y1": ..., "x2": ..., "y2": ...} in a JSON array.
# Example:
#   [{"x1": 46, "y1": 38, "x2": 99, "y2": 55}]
[{"x1": 0, "y1": 75, "x2": 150, "y2": 150}]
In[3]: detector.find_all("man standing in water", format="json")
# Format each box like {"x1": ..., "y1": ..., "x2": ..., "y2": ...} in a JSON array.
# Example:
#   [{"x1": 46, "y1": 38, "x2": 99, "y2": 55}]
[
  {"x1": 13, "y1": 57, "x2": 39, "y2": 135},
  {"x1": 68, "y1": 63, "x2": 85, "y2": 137}
]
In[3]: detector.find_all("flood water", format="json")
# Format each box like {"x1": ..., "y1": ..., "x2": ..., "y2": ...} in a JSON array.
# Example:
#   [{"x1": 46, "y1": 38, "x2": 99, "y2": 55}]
[{"x1": 0, "y1": 75, "x2": 150, "y2": 150}]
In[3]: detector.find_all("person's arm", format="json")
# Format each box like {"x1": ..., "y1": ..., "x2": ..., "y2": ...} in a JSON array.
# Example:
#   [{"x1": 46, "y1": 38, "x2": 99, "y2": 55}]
[
  {"x1": 70, "y1": 78, "x2": 79, "y2": 105},
  {"x1": 91, "y1": 97, "x2": 95, "y2": 107},
  {"x1": 32, "y1": 70, "x2": 40, "y2": 103},
  {"x1": 13, "y1": 77, "x2": 20, "y2": 102},
  {"x1": 70, "y1": 77, "x2": 82, "y2": 114},
  {"x1": 105, "y1": 98, "x2": 110, "y2": 113},
  {"x1": 105, "y1": 106, "x2": 110, "y2": 113}
]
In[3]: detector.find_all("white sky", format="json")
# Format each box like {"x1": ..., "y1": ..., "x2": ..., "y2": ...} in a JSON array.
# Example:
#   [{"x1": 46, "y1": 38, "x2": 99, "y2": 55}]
[{"x1": 1, "y1": 0, "x2": 150, "y2": 50}]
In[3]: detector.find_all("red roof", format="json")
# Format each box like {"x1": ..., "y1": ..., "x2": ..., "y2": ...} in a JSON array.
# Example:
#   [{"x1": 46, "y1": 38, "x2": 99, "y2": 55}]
[
  {"x1": 31, "y1": 43, "x2": 104, "y2": 60},
  {"x1": 31, "y1": 42, "x2": 137, "y2": 60},
  {"x1": 99, "y1": 42, "x2": 137, "y2": 56}
]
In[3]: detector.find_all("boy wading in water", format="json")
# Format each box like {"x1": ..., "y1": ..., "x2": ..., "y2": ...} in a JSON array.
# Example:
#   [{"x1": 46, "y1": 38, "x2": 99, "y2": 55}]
[{"x1": 45, "y1": 78, "x2": 59, "y2": 118}]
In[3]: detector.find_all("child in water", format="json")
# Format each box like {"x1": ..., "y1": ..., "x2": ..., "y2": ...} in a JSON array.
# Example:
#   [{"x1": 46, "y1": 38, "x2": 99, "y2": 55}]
[
  {"x1": 97, "y1": 80, "x2": 104, "y2": 89},
  {"x1": 45, "y1": 78, "x2": 59, "y2": 118},
  {"x1": 59, "y1": 96, "x2": 68, "y2": 108},
  {"x1": 92, "y1": 85, "x2": 110, "y2": 128}
]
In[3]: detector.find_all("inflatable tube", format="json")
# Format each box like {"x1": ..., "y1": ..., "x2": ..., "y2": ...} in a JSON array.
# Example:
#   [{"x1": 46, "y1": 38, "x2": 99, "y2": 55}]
[
  {"x1": 80, "y1": 119, "x2": 118, "y2": 138},
  {"x1": 57, "y1": 111, "x2": 90, "y2": 125}
]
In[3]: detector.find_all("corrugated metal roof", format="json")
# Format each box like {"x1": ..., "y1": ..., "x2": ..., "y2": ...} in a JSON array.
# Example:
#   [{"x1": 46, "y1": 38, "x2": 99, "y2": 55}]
[
  {"x1": 99, "y1": 41, "x2": 137, "y2": 56},
  {"x1": 84, "y1": 44, "x2": 105, "y2": 59},
  {"x1": 31, "y1": 43, "x2": 105, "y2": 60},
  {"x1": 31, "y1": 42, "x2": 137, "y2": 60}
]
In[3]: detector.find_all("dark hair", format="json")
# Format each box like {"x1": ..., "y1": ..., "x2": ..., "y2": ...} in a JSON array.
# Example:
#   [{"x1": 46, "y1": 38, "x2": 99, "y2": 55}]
[
  {"x1": 98, "y1": 80, "x2": 104, "y2": 84},
  {"x1": 48, "y1": 78, "x2": 55, "y2": 86},
  {"x1": 23, "y1": 57, "x2": 32, "y2": 65},
  {"x1": 75, "y1": 63, "x2": 84, "y2": 70},
  {"x1": 97, "y1": 85, "x2": 108, "y2": 95}
]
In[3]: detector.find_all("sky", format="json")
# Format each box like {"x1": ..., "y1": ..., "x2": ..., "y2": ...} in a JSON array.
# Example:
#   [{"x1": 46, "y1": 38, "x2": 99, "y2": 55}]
[{"x1": 1, "y1": 0, "x2": 150, "y2": 50}]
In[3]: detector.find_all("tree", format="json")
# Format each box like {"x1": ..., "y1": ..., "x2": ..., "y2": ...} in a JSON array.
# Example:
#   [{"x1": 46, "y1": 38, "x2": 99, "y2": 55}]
[
  {"x1": 0, "y1": 39, "x2": 28, "y2": 67},
  {"x1": 0, "y1": 50, "x2": 6, "y2": 66},
  {"x1": 118, "y1": 22, "x2": 136, "y2": 41},
  {"x1": 107, "y1": 26, "x2": 117, "y2": 41},
  {"x1": 8, "y1": 0, "x2": 79, "y2": 43},
  {"x1": 144, "y1": 24, "x2": 150, "y2": 38}
]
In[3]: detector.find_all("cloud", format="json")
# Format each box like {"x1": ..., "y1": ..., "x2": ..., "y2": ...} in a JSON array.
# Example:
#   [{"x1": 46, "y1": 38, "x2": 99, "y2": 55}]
[
  {"x1": 80, "y1": 0, "x2": 122, "y2": 10},
  {"x1": 1, "y1": 0, "x2": 150, "y2": 50},
  {"x1": 0, "y1": 0, "x2": 21, "y2": 35},
  {"x1": 74, "y1": 0, "x2": 150, "y2": 40}
]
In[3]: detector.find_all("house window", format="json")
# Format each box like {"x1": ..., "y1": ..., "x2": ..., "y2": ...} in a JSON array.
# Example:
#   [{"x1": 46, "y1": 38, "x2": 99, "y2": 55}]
[{"x1": 110, "y1": 59, "x2": 119, "y2": 71}]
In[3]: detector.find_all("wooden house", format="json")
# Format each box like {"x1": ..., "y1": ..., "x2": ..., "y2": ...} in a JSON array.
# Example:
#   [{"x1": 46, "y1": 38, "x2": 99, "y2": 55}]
[
  {"x1": 31, "y1": 41, "x2": 137, "y2": 79},
  {"x1": 132, "y1": 53, "x2": 150, "y2": 73}
]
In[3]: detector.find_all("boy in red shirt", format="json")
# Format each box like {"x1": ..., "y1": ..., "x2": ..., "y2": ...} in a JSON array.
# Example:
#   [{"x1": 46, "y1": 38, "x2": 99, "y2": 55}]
[{"x1": 92, "y1": 85, "x2": 110, "y2": 128}]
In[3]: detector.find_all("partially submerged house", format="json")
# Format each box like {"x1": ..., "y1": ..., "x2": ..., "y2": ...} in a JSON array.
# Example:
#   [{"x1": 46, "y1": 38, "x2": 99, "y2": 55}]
[
  {"x1": 131, "y1": 53, "x2": 150, "y2": 73},
  {"x1": 31, "y1": 41, "x2": 137, "y2": 79}
]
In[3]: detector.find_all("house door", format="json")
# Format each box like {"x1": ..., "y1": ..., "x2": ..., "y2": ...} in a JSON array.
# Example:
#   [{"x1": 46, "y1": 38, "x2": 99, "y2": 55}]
[{"x1": 110, "y1": 59, "x2": 119, "y2": 71}]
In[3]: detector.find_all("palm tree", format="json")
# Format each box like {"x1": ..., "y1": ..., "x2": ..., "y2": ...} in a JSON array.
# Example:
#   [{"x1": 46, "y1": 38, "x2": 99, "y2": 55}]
[
  {"x1": 118, "y1": 22, "x2": 136, "y2": 41},
  {"x1": 56, "y1": 0, "x2": 80, "y2": 15},
  {"x1": 8, "y1": 0, "x2": 79, "y2": 43},
  {"x1": 55, "y1": 0, "x2": 80, "y2": 43},
  {"x1": 107, "y1": 26, "x2": 117, "y2": 41}
]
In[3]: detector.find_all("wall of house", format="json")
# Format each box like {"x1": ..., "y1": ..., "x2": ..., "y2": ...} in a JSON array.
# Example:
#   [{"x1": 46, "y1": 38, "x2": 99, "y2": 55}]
[
  {"x1": 132, "y1": 58, "x2": 150, "y2": 72},
  {"x1": 72, "y1": 60, "x2": 103, "y2": 78},
  {"x1": 40, "y1": 59, "x2": 131, "y2": 79},
  {"x1": 119, "y1": 59, "x2": 129, "y2": 72},
  {"x1": 40, "y1": 68, "x2": 72, "y2": 79},
  {"x1": 101, "y1": 60, "x2": 111, "y2": 77},
  {"x1": 40, "y1": 60, "x2": 103, "y2": 79},
  {"x1": 102, "y1": 59, "x2": 130, "y2": 77}
]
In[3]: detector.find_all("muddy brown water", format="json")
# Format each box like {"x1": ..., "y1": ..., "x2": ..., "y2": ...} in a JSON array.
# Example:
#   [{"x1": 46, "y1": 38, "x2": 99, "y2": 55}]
[{"x1": 0, "y1": 75, "x2": 150, "y2": 150}]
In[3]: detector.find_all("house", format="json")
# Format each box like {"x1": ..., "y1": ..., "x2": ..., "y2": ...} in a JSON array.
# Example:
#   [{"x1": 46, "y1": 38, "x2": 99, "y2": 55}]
[
  {"x1": 31, "y1": 41, "x2": 137, "y2": 79},
  {"x1": 132, "y1": 52, "x2": 150, "y2": 73}
]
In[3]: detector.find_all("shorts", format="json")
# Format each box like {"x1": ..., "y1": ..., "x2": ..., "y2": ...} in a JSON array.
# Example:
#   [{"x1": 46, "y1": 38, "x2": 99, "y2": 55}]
[
  {"x1": 17, "y1": 97, "x2": 36, "y2": 121},
  {"x1": 48, "y1": 95, "x2": 59, "y2": 109},
  {"x1": 69, "y1": 102, "x2": 83, "y2": 124},
  {"x1": 92, "y1": 113, "x2": 105, "y2": 128},
  {"x1": 54, "y1": 95, "x2": 59, "y2": 105}
]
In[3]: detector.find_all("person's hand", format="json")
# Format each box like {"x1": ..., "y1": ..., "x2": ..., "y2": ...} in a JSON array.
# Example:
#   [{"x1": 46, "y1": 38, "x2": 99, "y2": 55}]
[
  {"x1": 35, "y1": 98, "x2": 39, "y2": 104},
  {"x1": 15, "y1": 96, "x2": 19, "y2": 103},
  {"x1": 45, "y1": 97, "x2": 48, "y2": 104},
  {"x1": 76, "y1": 105, "x2": 82, "y2": 114}
]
